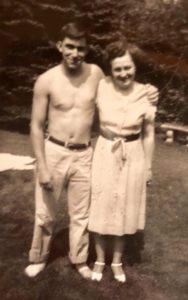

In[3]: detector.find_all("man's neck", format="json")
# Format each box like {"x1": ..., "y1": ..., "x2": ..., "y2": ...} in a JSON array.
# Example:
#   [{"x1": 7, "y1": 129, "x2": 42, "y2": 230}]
[{"x1": 61, "y1": 61, "x2": 85, "y2": 78}]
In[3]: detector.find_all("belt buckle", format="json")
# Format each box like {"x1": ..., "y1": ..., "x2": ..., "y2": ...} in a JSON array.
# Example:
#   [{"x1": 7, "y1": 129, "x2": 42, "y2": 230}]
[
  {"x1": 66, "y1": 142, "x2": 74, "y2": 149},
  {"x1": 64, "y1": 141, "x2": 71, "y2": 148}
]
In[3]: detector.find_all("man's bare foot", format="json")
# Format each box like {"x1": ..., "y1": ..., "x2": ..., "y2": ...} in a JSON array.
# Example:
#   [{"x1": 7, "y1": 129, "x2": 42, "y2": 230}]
[
  {"x1": 24, "y1": 263, "x2": 46, "y2": 278},
  {"x1": 76, "y1": 263, "x2": 92, "y2": 280}
]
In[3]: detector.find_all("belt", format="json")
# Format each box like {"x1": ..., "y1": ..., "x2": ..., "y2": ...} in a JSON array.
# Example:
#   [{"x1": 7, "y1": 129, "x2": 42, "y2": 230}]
[
  {"x1": 100, "y1": 129, "x2": 140, "y2": 142},
  {"x1": 48, "y1": 136, "x2": 91, "y2": 150}
]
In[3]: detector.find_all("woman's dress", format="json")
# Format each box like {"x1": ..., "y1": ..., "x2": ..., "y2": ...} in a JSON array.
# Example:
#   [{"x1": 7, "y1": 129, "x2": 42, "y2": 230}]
[{"x1": 88, "y1": 78, "x2": 156, "y2": 235}]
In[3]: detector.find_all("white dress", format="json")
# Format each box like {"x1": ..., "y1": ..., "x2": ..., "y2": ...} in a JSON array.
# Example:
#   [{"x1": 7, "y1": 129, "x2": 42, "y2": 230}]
[{"x1": 88, "y1": 78, "x2": 156, "y2": 235}]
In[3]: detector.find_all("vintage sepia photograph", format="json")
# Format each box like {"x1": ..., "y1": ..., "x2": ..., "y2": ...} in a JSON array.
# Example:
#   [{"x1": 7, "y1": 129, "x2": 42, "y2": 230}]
[{"x1": 0, "y1": 1, "x2": 187, "y2": 300}]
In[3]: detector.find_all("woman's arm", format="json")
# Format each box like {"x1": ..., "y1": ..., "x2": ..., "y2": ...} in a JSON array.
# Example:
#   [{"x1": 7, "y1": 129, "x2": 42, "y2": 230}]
[{"x1": 142, "y1": 118, "x2": 155, "y2": 184}]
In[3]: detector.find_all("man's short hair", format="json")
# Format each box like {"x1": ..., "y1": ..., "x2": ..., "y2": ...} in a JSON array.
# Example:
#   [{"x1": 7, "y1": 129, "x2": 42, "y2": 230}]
[
  {"x1": 105, "y1": 39, "x2": 128, "y2": 62},
  {"x1": 59, "y1": 22, "x2": 87, "y2": 41}
]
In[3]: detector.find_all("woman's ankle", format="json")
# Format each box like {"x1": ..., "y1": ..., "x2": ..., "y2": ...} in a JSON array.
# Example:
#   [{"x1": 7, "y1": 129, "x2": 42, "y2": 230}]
[
  {"x1": 93, "y1": 261, "x2": 105, "y2": 273},
  {"x1": 111, "y1": 262, "x2": 124, "y2": 276}
]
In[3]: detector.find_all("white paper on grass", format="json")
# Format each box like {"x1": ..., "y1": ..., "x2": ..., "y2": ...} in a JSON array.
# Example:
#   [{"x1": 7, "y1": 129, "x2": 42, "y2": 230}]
[{"x1": 0, "y1": 153, "x2": 35, "y2": 171}]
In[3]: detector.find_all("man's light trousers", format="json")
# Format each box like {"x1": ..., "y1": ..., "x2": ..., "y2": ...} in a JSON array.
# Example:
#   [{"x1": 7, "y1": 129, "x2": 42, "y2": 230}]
[{"x1": 29, "y1": 139, "x2": 92, "y2": 264}]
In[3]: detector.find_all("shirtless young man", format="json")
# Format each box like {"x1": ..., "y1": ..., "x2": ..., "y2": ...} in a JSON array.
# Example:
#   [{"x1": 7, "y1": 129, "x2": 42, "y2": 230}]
[
  {"x1": 24, "y1": 22, "x2": 104, "y2": 279},
  {"x1": 24, "y1": 22, "x2": 158, "y2": 279}
]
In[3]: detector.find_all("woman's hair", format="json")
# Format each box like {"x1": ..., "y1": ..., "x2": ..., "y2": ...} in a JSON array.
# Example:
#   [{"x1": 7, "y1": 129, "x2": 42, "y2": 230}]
[
  {"x1": 104, "y1": 38, "x2": 129, "y2": 74},
  {"x1": 105, "y1": 38, "x2": 128, "y2": 62},
  {"x1": 59, "y1": 22, "x2": 87, "y2": 41}
]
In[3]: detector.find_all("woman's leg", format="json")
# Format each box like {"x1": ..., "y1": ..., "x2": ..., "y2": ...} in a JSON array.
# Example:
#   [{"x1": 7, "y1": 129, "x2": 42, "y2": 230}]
[
  {"x1": 111, "y1": 236, "x2": 126, "y2": 282},
  {"x1": 94, "y1": 233, "x2": 105, "y2": 265},
  {"x1": 112, "y1": 236, "x2": 124, "y2": 264},
  {"x1": 92, "y1": 233, "x2": 106, "y2": 280}
]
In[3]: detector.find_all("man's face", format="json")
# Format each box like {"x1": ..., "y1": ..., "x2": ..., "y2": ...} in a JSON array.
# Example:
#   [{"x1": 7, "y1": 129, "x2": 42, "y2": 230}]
[
  {"x1": 111, "y1": 51, "x2": 136, "y2": 90},
  {"x1": 57, "y1": 37, "x2": 88, "y2": 70}
]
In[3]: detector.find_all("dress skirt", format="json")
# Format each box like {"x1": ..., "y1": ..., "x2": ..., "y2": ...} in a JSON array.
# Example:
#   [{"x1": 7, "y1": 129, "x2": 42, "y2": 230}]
[{"x1": 88, "y1": 135, "x2": 147, "y2": 236}]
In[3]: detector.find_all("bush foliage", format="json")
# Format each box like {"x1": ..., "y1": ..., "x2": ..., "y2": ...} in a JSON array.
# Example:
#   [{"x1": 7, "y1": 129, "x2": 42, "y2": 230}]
[{"x1": 0, "y1": 0, "x2": 188, "y2": 124}]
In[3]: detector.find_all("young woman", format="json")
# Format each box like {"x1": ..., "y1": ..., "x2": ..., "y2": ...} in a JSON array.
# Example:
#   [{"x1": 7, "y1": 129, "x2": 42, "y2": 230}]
[{"x1": 88, "y1": 40, "x2": 157, "y2": 282}]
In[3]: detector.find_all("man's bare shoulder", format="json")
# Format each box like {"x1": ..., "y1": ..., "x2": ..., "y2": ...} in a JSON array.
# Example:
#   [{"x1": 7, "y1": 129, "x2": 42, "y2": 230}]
[
  {"x1": 35, "y1": 65, "x2": 61, "y2": 85},
  {"x1": 98, "y1": 76, "x2": 111, "y2": 88},
  {"x1": 86, "y1": 63, "x2": 104, "y2": 80}
]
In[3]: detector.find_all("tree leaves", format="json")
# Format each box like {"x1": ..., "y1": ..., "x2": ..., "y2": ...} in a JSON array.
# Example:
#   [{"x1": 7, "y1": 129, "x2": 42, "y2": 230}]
[{"x1": 0, "y1": 0, "x2": 188, "y2": 124}]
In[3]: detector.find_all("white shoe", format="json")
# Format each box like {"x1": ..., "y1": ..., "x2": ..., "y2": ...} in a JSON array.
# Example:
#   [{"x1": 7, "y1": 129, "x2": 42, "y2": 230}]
[
  {"x1": 76, "y1": 264, "x2": 92, "y2": 280},
  {"x1": 24, "y1": 263, "x2": 46, "y2": 278},
  {"x1": 91, "y1": 261, "x2": 105, "y2": 282},
  {"x1": 111, "y1": 263, "x2": 126, "y2": 283}
]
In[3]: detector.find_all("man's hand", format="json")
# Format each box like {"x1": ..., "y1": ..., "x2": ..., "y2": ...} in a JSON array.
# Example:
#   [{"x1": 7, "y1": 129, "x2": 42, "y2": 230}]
[
  {"x1": 38, "y1": 167, "x2": 53, "y2": 191},
  {"x1": 145, "y1": 84, "x2": 159, "y2": 106}
]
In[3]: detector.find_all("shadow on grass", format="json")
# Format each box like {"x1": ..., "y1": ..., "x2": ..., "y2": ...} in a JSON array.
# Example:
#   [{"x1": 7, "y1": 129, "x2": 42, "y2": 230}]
[
  {"x1": 47, "y1": 228, "x2": 69, "y2": 264},
  {"x1": 0, "y1": 118, "x2": 30, "y2": 134},
  {"x1": 48, "y1": 228, "x2": 145, "y2": 266}
]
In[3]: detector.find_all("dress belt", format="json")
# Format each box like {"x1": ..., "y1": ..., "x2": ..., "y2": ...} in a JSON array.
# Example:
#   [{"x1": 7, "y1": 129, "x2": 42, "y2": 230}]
[
  {"x1": 48, "y1": 136, "x2": 91, "y2": 150},
  {"x1": 100, "y1": 129, "x2": 140, "y2": 142}
]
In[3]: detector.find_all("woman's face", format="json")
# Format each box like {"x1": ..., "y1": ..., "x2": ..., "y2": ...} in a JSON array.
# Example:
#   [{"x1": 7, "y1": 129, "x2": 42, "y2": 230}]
[{"x1": 111, "y1": 51, "x2": 136, "y2": 90}]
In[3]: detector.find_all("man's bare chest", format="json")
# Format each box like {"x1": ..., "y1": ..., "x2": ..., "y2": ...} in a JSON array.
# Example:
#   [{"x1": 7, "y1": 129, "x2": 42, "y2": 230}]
[{"x1": 49, "y1": 77, "x2": 97, "y2": 110}]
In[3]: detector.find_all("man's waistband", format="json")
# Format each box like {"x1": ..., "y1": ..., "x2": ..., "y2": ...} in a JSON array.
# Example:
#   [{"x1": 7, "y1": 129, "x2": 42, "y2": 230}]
[
  {"x1": 48, "y1": 136, "x2": 91, "y2": 150},
  {"x1": 100, "y1": 129, "x2": 140, "y2": 142}
]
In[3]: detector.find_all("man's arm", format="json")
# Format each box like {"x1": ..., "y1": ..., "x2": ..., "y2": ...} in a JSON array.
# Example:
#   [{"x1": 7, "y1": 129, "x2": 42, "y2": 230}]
[{"x1": 30, "y1": 76, "x2": 53, "y2": 190}]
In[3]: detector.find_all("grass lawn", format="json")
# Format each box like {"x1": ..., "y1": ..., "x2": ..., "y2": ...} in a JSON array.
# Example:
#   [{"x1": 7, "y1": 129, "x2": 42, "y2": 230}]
[{"x1": 0, "y1": 129, "x2": 187, "y2": 300}]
